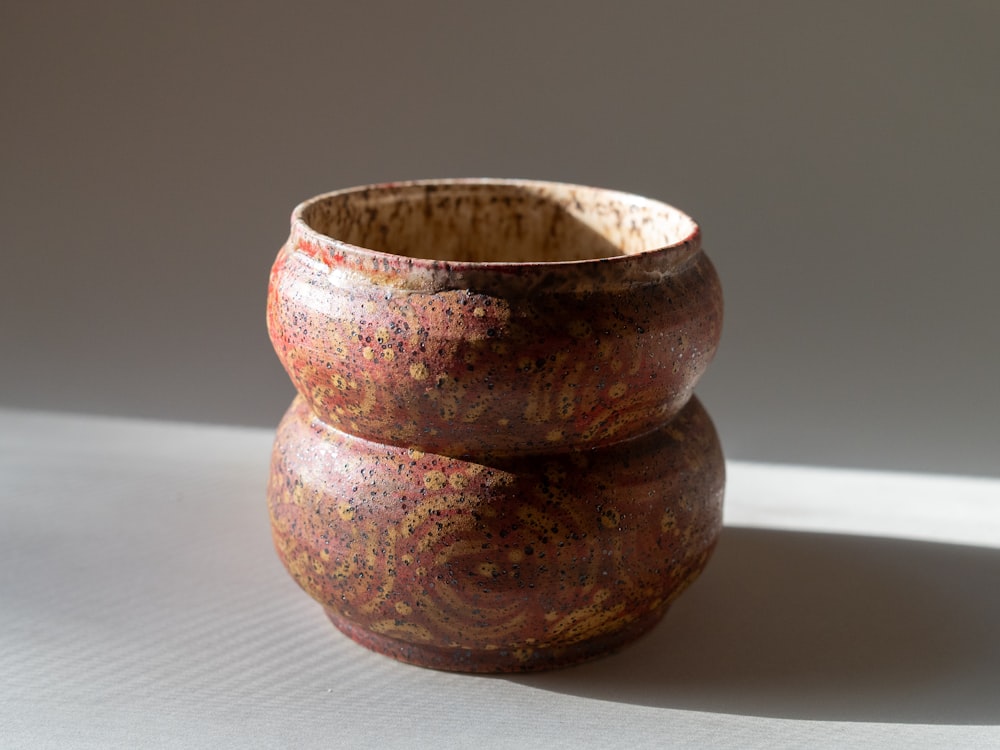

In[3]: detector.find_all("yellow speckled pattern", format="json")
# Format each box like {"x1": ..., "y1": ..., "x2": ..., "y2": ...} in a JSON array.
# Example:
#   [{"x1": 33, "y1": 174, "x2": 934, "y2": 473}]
[
  {"x1": 266, "y1": 179, "x2": 725, "y2": 671},
  {"x1": 269, "y1": 395, "x2": 724, "y2": 672},
  {"x1": 267, "y1": 180, "x2": 722, "y2": 457}
]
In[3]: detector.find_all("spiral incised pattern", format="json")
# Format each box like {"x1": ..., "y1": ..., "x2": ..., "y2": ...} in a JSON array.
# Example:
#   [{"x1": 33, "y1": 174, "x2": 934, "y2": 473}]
[
  {"x1": 266, "y1": 180, "x2": 725, "y2": 671},
  {"x1": 268, "y1": 395, "x2": 724, "y2": 672}
]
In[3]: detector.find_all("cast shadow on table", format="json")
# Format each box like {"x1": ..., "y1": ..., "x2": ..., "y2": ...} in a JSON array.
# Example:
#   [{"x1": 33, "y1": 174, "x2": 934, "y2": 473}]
[{"x1": 508, "y1": 527, "x2": 1000, "y2": 724}]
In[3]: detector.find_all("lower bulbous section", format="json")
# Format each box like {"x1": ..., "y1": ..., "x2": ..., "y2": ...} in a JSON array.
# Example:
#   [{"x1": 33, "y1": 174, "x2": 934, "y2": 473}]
[{"x1": 267, "y1": 395, "x2": 724, "y2": 672}]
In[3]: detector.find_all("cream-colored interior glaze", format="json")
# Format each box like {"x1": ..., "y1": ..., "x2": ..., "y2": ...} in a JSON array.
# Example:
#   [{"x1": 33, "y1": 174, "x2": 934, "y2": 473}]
[{"x1": 303, "y1": 182, "x2": 696, "y2": 263}]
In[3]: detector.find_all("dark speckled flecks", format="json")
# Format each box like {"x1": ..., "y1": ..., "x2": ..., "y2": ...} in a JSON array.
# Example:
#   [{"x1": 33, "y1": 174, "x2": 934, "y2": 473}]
[{"x1": 266, "y1": 179, "x2": 725, "y2": 672}]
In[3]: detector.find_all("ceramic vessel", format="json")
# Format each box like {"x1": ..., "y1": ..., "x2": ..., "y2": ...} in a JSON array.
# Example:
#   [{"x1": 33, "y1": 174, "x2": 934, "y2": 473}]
[{"x1": 266, "y1": 179, "x2": 724, "y2": 672}]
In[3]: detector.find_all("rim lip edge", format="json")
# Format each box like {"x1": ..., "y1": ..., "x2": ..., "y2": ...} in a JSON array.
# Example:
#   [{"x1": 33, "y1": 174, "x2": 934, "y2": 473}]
[{"x1": 288, "y1": 178, "x2": 703, "y2": 277}]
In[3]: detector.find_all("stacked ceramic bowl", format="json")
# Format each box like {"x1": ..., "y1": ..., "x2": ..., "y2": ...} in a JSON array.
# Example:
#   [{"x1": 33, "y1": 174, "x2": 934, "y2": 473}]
[{"x1": 266, "y1": 180, "x2": 724, "y2": 672}]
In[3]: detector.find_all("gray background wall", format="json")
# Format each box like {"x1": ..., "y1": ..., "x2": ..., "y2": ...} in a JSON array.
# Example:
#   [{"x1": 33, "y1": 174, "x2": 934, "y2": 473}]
[{"x1": 2, "y1": 1, "x2": 998, "y2": 478}]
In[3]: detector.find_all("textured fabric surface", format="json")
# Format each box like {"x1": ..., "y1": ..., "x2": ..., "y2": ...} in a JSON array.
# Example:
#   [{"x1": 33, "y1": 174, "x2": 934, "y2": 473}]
[{"x1": 2, "y1": 409, "x2": 998, "y2": 748}]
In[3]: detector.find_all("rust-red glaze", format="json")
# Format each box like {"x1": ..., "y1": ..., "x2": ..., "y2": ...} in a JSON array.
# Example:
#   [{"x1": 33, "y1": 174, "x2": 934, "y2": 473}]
[
  {"x1": 266, "y1": 179, "x2": 725, "y2": 671},
  {"x1": 269, "y1": 394, "x2": 724, "y2": 673},
  {"x1": 267, "y1": 180, "x2": 722, "y2": 457}
]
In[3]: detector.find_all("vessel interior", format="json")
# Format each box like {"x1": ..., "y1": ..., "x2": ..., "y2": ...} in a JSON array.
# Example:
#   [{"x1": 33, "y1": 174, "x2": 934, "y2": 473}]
[{"x1": 301, "y1": 182, "x2": 695, "y2": 264}]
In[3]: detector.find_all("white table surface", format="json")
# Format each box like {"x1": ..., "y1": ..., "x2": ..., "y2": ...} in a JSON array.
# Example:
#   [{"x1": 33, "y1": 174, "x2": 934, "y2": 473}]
[{"x1": 2, "y1": 408, "x2": 998, "y2": 749}]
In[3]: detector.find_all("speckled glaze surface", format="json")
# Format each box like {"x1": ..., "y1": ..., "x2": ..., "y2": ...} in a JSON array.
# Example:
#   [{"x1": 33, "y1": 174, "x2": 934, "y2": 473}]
[
  {"x1": 269, "y1": 394, "x2": 724, "y2": 673},
  {"x1": 267, "y1": 180, "x2": 722, "y2": 457},
  {"x1": 266, "y1": 179, "x2": 725, "y2": 672}
]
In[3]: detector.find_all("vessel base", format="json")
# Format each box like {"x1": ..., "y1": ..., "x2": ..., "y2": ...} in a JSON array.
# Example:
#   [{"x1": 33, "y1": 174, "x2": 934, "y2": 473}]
[{"x1": 324, "y1": 605, "x2": 670, "y2": 673}]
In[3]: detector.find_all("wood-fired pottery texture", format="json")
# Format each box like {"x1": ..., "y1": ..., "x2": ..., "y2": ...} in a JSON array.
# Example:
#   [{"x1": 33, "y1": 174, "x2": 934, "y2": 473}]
[{"x1": 267, "y1": 179, "x2": 724, "y2": 672}]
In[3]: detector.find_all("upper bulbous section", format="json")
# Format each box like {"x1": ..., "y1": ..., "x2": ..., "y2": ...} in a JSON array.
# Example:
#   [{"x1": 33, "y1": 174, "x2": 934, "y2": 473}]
[{"x1": 267, "y1": 179, "x2": 722, "y2": 457}]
